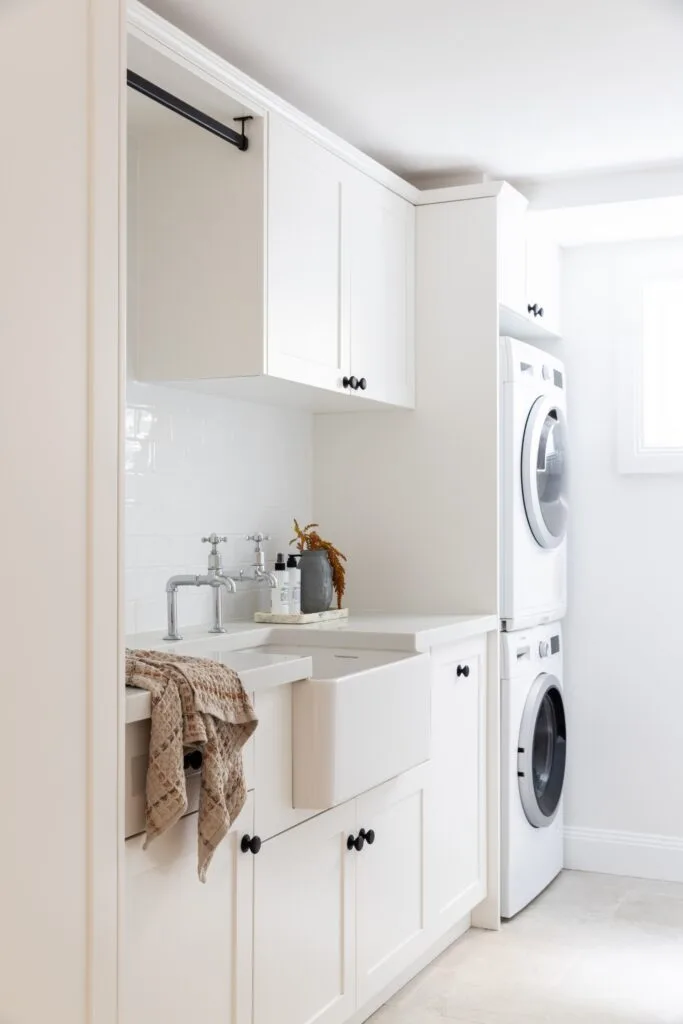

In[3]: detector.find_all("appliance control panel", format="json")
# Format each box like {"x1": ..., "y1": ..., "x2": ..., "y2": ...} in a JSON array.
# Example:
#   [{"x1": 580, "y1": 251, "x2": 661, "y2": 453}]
[
  {"x1": 501, "y1": 624, "x2": 562, "y2": 678},
  {"x1": 538, "y1": 634, "x2": 561, "y2": 658}
]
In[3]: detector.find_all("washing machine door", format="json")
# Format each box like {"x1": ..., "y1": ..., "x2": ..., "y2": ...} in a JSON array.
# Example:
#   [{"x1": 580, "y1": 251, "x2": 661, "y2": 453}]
[
  {"x1": 521, "y1": 396, "x2": 568, "y2": 549},
  {"x1": 518, "y1": 673, "x2": 566, "y2": 828}
]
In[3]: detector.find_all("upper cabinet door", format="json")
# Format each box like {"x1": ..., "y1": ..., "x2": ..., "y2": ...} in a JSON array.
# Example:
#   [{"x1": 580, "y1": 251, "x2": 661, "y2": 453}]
[
  {"x1": 526, "y1": 216, "x2": 561, "y2": 336},
  {"x1": 347, "y1": 173, "x2": 415, "y2": 408},
  {"x1": 497, "y1": 183, "x2": 528, "y2": 317},
  {"x1": 267, "y1": 116, "x2": 350, "y2": 393}
]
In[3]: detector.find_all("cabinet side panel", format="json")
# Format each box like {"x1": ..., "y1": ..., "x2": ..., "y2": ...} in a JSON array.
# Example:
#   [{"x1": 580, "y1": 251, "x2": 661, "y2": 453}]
[{"x1": 313, "y1": 197, "x2": 499, "y2": 614}]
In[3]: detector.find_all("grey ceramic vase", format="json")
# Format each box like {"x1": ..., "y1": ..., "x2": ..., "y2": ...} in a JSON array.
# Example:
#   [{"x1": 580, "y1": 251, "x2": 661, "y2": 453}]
[{"x1": 300, "y1": 549, "x2": 334, "y2": 614}]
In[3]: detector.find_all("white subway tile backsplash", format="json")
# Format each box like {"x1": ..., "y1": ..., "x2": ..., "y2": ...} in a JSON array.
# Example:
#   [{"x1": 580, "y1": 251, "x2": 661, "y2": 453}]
[{"x1": 125, "y1": 382, "x2": 312, "y2": 634}]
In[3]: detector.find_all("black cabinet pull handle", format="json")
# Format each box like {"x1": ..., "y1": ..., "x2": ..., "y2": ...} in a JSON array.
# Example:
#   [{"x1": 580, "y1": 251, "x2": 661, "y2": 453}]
[
  {"x1": 528, "y1": 303, "x2": 538, "y2": 316},
  {"x1": 347, "y1": 833, "x2": 365, "y2": 851},
  {"x1": 359, "y1": 828, "x2": 375, "y2": 845},
  {"x1": 183, "y1": 749, "x2": 203, "y2": 772},
  {"x1": 358, "y1": 378, "x2": 367, "y2": 391},
  {"x1": 241, "y1": 834, "x2": 262, "y2": 855},
  {"x1": 456, "y1": 664, "x2": 470, "y2": 678}
]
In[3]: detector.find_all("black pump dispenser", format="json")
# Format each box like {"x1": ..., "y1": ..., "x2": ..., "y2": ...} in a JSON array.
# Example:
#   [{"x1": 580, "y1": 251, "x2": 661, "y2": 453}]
[
  {"x1": 274, "y1": 553, "x2": 286, "y2": 570},
  {"x1": 286, "y1": 553, "x2": 299, "y2": 569}
]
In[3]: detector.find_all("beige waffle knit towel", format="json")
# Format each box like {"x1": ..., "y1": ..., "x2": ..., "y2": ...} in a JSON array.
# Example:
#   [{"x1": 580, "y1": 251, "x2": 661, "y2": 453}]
[{"x1": 125, "y1": 648, "x2": 258, "y2": 882}]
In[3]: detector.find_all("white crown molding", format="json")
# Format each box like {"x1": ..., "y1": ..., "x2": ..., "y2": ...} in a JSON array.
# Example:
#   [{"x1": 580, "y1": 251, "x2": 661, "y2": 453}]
[
  {"x1": 127, "y1": 0, "x2": 420, "y2": 204},
  {"x1": 565, "y1": 826, "x2": 683, "y2": 884},
  {"x1": 413, "y1": 181, "x2": 506, "y2": 206}
]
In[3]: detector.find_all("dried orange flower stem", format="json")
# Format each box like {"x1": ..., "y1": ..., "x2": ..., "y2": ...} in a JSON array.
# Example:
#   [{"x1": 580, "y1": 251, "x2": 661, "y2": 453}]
[{"x1": 290, "y1": 519, "x2": 347, "y2": 609}]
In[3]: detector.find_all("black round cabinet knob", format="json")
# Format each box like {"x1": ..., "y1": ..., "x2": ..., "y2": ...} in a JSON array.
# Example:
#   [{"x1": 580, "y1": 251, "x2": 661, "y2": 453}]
[
  {"x1": 342, "y1": 376, "x2": 351, "y2": 389},
  {"x1": 360, "y1": 828, "x2": 375, "y2": 845},
  {"x1": 456, "y1": 664, "x2": 470, "y2": 678},
  {"x1": 183, "y1": 749, "x2": 203, "y2": 772},
  {"x1": 358, "y1": 378, "x2": 367, "y2": 391},
  {"x1": 241, "y1": 834, "x2": 262, "y2": 855},
  {"x1": 349, "y1": 376, "x2": 359, "y2": 390},
  {"x1": 537, "y1": 307, "x2": 545, "y2": 318},
  {"x1": 347, "y1": 833, "x2": 365, "y2": 851},
  {"x1": 528, "y1": 303, "x2": 539, "y2": 316}
]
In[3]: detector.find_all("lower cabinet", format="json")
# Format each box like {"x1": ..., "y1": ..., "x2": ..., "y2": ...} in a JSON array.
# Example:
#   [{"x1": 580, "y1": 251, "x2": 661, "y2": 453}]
[
  {"x1": 355, "y1": 763, "x2": 431, "y2": 1006},
  {"x1": 124, "y1": 792, "x2": 254, "y2": 1024},
  {"x1": 124, "y1": 638, "x2": 489, "y2": 1024},
  {"x1": 252, "y1": 762, "x2": 431, "y2": 1024},
  {"x1": 428, "y1": 639, "x2": 487, "y2": 931},
  {"x1": 252, "y1": 801, "x2": 357, "y2": 1024}
]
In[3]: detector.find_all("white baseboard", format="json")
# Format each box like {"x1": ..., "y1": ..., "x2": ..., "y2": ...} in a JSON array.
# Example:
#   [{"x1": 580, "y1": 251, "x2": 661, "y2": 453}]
[{"x1": 564, "y1": 826, "x2": 683, "y2": 883}]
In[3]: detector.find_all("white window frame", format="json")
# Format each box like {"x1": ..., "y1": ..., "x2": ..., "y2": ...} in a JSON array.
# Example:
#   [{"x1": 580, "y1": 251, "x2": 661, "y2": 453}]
[{"x1": 618, "y1": 273, "x2": 683, "y2": 474}]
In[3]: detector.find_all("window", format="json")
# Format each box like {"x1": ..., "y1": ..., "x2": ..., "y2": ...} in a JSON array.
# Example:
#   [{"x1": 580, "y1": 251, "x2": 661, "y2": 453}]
[{"x1": 620, "y1": 276, "x2": 683, "y2": 473}]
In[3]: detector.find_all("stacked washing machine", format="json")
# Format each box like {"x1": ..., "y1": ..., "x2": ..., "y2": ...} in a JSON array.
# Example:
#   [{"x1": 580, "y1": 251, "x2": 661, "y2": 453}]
[{"x1": 499, "y1": 337, "x2": 568, "y2": 919}]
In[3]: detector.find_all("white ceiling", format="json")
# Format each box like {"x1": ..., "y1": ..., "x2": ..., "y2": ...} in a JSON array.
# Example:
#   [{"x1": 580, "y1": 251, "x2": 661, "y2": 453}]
[{"x1": 144, "y1": 0, "x2": 683, "y2": 186}]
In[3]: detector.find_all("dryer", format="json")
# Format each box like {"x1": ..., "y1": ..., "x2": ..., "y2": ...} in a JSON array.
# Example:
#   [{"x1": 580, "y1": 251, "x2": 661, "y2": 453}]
[
  {"x1": 500, "y1": 337, "x2": 568, "y2": 631},
  {"x1": 501, "y1": 623, "x2": 566, "y2": 919}
]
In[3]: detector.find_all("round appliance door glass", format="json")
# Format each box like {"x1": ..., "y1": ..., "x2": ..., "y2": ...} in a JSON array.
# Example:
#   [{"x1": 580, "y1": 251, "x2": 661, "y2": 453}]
[
  {"x1": 518, "y1": 673, "x2": 566, "y2": 828},
  {"x1": 521, "y1": 396, "x2": 568, "y2": 549}
]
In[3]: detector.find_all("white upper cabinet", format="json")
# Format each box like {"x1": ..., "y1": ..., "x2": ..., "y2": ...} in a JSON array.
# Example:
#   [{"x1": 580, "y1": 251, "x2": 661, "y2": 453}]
[
  {"x1": 347, "y1": 170, "x2": 415, "y2": 407},
  {"x1": 267, "y1": 118, "x2": 349, "y2": 392},
  {"x1": 497, "y1": 183, "x2": 561, "y2": 341},
  {"x1": 497, "y1": 183, "x2": 528, "y2": 319},
  {"x1": 129, "y1": 95, "x2": 415, "y2": 409},
  {"x1": 526, "y1": 214, "x2": 561, "y2": 336}
]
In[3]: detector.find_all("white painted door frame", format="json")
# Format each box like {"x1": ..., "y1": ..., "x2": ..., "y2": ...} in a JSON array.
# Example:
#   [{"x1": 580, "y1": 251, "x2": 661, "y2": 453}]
[
  {"x1": 1, "y1": 0, "x2": 124, "y2": 1020},
  {"x1": 90, "y1": 1, "x2": 126, "y2": 1021}
]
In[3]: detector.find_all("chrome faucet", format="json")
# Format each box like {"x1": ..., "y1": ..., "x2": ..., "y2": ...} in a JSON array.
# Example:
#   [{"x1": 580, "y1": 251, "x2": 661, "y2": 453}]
[
  {"x1": 239, "y1": 533, "x2": 278, "y2": 588},
  {"x1": 163, "y1": 533, "x2": 237, "y2": 641}
]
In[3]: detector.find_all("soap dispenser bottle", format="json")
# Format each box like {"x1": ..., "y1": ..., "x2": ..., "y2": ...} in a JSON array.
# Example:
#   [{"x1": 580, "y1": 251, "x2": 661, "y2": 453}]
[
  {"x1": 271, "y1": 553, "x2": 290, "y2": 615},
  {"x1": 287, "y1": 553, "x2": 301, "y2": 615}
]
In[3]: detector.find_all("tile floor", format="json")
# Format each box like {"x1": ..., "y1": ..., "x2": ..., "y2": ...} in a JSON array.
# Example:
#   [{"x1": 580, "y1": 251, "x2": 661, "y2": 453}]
[{"x1": 369, "y1": 871, "x2": 683, "y2": 1023}]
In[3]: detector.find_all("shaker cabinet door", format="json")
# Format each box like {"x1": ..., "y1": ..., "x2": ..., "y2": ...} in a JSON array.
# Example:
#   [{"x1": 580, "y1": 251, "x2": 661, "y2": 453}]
[
  {"x1": 347, "y1": 172, "x2": 415, "y2": 407},
  {"x1": 252, "y1": 801, "x2": 357, "y2": 1024},
  {"x1": 428, "y1": 641, "x2": 487, "y2": 930},
  {"x1": 124, "y1": 793, "x2": 254, "y2": 1024},
  {"x1": 355, "y1": 763, "x2": 431, "y2": 1006},
  {"x1": 267, "y1": 116, "x2": 350, "y2": 393}
]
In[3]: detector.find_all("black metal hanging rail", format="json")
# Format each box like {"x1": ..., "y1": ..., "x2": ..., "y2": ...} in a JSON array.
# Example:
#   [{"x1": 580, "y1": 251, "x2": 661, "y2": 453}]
[{"x1": 127, "y1": 70, "x2": 253, "y2": 152}]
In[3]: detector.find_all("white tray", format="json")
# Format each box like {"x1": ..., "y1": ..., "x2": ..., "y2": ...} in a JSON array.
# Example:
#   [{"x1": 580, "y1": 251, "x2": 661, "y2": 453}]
[{"x1": 254, "y1": 608, "x2": 349, "y2": 625}]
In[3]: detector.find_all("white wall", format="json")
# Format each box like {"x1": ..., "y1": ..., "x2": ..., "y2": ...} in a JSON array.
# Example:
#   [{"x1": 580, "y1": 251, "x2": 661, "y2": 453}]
[
  {"x1": 0, "y1": 1, "x2": 121, "y2": 1021},
  {"x1": 125, "y1": 382, "x2": 312, "y2": 634},
  {"x1": 314, "y1": 197, "x2": 500, "y2": 615},
  {"x1": 562, "y1": 238, "x2": 683, "y2": 880}
]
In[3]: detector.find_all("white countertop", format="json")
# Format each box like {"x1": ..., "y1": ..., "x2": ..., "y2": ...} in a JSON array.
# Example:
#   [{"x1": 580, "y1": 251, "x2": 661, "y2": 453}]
[
  {"x1": 125, "y1": 613, "x2": 497, "y2": 724},
  {"x1": 126, "y1": 612, "x2": 497, "y2": 656}
]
